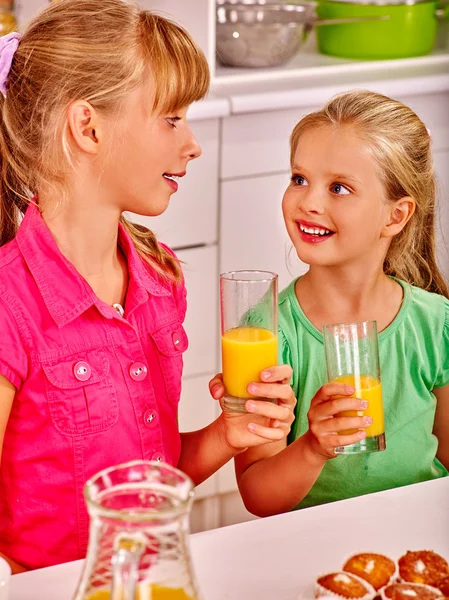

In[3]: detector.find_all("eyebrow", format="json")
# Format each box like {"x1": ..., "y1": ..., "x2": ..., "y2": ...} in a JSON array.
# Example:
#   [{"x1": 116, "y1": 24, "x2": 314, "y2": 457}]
[{"x1": 292, "y1": 164, "x2": 362, "y2": 184}]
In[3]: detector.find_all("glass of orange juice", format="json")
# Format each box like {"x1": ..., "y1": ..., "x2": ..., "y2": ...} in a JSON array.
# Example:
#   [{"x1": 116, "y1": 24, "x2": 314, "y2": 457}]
[
  {"x1": 220, "y1": 270, "x2": 278, "y2": 413},
  {"x1": 323, "y1": 320, "x2": 386, "y2": 454}
]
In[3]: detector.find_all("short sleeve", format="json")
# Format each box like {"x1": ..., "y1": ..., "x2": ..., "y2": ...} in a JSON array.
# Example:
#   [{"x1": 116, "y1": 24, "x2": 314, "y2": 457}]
[
  {"x1": 0, "y1": 301, "x2": 28, "y2": 389},
  {"x1": 434, "y1": 298, "x2": 449, "y2": 389}
]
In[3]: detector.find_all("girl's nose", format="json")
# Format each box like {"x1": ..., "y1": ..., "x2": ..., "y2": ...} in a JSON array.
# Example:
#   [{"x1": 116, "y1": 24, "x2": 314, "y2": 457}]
[
  {"x1": 185, "y1": 130, "x2": 202, "y2": 161},
  {"x1": 299, "y1": 189, "x2": 325, "y2": 215}
]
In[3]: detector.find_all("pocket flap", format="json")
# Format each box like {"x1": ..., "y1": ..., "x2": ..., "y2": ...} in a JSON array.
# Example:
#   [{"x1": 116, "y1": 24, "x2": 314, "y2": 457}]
[
  {"x1": 150, "y1": 322, "x2": 189, "y2": 357},
  {"x1": 42, "y1": 349, "x2": 110, "y2": 389}
]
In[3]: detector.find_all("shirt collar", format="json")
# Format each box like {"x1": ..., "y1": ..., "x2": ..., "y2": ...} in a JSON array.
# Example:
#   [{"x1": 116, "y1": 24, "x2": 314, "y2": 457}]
[{"x1": 16, "y1": 203, "x2": 170, "y2": 328}]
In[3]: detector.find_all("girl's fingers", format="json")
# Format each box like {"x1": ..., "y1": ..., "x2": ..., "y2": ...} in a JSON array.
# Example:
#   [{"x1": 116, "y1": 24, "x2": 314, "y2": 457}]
[
  {"x1": 259, "y1": 365, "x2": 293, "y2": 385},
  {"x1": 317, "y1": 415, "x2": 372, "y2": 434},
  {"x1": 312, "y1": 383, "x2": 355, "y2": 405},
  {"x1": 247, "y1": 422, "x2": 286, "y2": 441},
  {"x1": 313, "y1": 396, "x2": 368, "y2": 418},
  {"x1": 245, "y1": 399, "x2": 293, "y2": 423},
  {"x1": 325, "y1": 429, "x2": 367, "y2": 449},
  {"x1": 247, "y1": 382, "x2": 296, "y2": 404},
  {"x1": 209, "y1": 373, "x2": 225, "y2": 400}
]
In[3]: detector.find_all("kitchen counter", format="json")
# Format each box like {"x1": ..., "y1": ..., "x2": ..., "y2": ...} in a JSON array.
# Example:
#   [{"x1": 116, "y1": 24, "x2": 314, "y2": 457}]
[{"x1": 10, "y1": 477, "x2": 449, "y2": 600}]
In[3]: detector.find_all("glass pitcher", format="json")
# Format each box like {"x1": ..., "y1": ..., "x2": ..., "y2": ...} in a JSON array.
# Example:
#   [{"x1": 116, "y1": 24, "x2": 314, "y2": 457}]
[{"x1": 73, "y1": 460, "x2": 202, "y2": 600}]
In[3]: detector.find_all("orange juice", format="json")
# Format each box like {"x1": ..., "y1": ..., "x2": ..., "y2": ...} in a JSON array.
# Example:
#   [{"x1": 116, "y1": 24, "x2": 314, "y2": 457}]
[
  {"x1": 85, "y1": 585, "x2": 193, "y2": 599},
  {"x1": 333, "y1": 374, "x2": 384, "y2": 437},
  {"x1": 222, "y1": 327, "x2": 278, "y2": 398}
]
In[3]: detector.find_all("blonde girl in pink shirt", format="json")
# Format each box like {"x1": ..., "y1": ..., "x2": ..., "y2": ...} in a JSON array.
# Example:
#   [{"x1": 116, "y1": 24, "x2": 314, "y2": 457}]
[{"x1": 0, "y1": 0, "x2": 296, "y2": 571}]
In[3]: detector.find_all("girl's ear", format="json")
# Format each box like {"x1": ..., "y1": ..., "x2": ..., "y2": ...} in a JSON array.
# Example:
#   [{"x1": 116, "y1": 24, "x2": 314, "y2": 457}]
[
  {"x1": 67, "y1": 100, "x2": 100, "y2": 155},
  {"x1": 382, "y1": 196, "x2": 416, "y2": 239}
]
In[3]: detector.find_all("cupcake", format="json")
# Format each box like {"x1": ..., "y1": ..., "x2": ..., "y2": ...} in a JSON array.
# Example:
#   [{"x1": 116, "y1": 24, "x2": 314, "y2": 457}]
[
  {"x1": 381, "y1": 582, "x2": 443, "y2": 600},
  {"x1": 436, "y1": 576, "x2": 449, "y2": 596},
  {"x1": 316, "y1": 572, "x2": 376, "y2": 600},
  {"x1": 343, "y1": 553, "x2": 397, "y2": 591},
  {"x1": 399, "y1": 551, "x2": 449, "y2": 587}
]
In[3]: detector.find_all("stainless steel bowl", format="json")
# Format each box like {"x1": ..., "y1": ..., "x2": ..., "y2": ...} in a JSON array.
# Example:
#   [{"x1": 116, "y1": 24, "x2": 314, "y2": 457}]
[{"x1": 216, "y1": 3, "x2": 316, "y2": 68}]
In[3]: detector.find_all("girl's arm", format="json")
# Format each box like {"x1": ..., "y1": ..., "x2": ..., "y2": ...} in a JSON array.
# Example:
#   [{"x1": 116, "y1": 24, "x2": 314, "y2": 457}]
[
  {"x1": 433, "y1": 384, "x2": 449, "y2": 469},
  {"x1": 235, "y1": 383, "x2": 372, "y2": 517},
  {"x1": 0, "y1": 376, "x2": 27, "y2": 573},
  {"x1": 178, "y1": 366, "x2": 296, "y2": 485}
]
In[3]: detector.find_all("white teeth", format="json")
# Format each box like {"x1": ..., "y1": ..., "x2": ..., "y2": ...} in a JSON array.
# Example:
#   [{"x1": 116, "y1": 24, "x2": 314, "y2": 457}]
[
  {"x1": 299, "y1": 224, "x2": 331, "y2": 236},
  {"x1": 163, "y1": 174, "x2": 180, "y2": 182}
]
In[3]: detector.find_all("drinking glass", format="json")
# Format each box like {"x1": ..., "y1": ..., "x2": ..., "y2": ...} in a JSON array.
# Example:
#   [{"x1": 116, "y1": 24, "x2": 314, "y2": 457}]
[
  {"x1": 220, "y1": 270, "x2": 278, "y2": 413},
  {"x1": 323, "y1": 320, "x2": 386, "y2": 454}
]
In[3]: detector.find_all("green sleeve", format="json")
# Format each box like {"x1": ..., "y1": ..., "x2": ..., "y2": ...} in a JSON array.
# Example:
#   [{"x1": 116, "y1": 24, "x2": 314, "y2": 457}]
[{"x1": 434, "y1": 298, "x2": 449, "y2": 389}]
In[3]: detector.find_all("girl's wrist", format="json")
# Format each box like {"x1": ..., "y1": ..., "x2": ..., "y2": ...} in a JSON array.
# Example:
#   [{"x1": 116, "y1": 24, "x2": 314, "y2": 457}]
[
  {"x1": 215, "y1": 413, "x2": 248, "y2": 457},
  {"x1": 298, "y1": 431, "x2": 329, "y2": 468}
]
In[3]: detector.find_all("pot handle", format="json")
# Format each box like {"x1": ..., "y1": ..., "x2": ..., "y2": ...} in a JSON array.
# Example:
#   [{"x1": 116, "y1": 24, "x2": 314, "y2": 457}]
[
  {"x1": 435, "y1": 4, "x2": 449, "y2": 19},
  {"x1": 111, "y1": 534, "x2": 145, "y2": 600}
]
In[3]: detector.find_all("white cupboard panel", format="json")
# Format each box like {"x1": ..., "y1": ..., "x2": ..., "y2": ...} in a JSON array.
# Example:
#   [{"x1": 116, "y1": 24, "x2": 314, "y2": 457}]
[
  {"x1": 434, "y1": 150, "x2": 449, "y2": 283},
  {"x1": 399, "y1": 93, "x2": 449, "y2": 154},
  {"x1": 221, "y1": 106, "x2": 319, "y2": 180},
  {"x1": 178, "y1": 374, "x2": 218, "y2": 499},
  {"x1": 177, "y1": 245, "x2": 219, "y2": 378},
  {"x1": 220, "y1": 174, "x2": 308, "y2": 292},
  {"x1": 128, "y1": 119, "x2": 219, "y2": 249}
]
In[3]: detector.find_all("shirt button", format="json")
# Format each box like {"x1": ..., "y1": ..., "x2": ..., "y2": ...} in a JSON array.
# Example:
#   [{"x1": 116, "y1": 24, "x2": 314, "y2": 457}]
[
  {"x1": 172, "y1": 332, "x2": 181, "y2": 349},
  {"x1": 74, "y1": 361, "x2": 91, "y2": 382},
  {"x1": 143, "y1": 409, "x2": 159, "y2": 428},
  {"x1": 151, "y1": 451, "x2": 165, "y2": 463},
  {"x1": 129, "y1": 362, "x2": 148, "y2": 381}
]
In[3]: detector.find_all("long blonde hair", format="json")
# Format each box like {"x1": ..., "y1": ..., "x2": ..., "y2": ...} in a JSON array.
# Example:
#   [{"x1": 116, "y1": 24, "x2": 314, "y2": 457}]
[
  {"x1": 0, "y1": 0, "x2": 210, "y2": 281},
  {"x1": 290, "y1": 90, "x2": 448, "y2": 298}
]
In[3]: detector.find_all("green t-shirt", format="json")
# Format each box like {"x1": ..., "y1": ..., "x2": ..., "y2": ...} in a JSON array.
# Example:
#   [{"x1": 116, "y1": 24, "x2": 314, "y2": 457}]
[{"x1": 279, "y1": 277, "x2": 449, "y2": 509}]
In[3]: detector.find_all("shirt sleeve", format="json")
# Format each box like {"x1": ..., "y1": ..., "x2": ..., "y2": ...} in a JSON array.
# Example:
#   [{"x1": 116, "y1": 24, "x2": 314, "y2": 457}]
[
  {"x1": 434, "y1": 297, "x2": 449, "y2": 389},
  {"x1": 0, "y1": 301, "x2": 28, "y2": 389}
]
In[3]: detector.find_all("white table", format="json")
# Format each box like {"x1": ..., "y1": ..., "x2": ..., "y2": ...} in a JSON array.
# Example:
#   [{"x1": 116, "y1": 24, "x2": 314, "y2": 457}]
[{"x1": 10, "y1": 478, "x2": 449, "y2": 600}]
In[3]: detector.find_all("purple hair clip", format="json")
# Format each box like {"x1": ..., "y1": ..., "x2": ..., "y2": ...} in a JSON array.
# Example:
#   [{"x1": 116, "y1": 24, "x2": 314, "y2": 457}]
[{"x1": 0, "y1": 32, "x2": 22, "y2": 97}]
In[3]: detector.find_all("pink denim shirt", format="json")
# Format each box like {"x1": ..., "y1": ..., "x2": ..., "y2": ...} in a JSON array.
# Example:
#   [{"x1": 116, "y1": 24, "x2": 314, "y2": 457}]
[{"x1": 0, "y1": 204, "x2": 188, "y2": 569}]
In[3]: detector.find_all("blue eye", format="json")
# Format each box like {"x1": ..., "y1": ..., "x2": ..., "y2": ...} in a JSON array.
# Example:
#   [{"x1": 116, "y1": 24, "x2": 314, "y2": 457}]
[
  {"x1": 291, "y1": 174, "x2": 309, "y2": 187},
  {"x1": 331, "y1": 183, "x2": 350, "y2": 195}
]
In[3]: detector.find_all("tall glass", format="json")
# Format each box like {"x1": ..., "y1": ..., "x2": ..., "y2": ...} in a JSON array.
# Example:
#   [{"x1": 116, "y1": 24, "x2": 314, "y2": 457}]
[
  {"x1": 220, "y1": 270, "x2": 278, "y2": 413},
  {"x1": 323, "y1": 321, "x2": 386, "y2": 454}
]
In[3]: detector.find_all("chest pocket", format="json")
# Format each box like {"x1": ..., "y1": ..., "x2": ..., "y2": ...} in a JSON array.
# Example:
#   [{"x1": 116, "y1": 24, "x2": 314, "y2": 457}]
[
  {"x1": 42, "y1": 349, "x2": 118, "y2": 436},
  {"x1": 150, "y1": 321, "x2": 188, "y2": 405}
]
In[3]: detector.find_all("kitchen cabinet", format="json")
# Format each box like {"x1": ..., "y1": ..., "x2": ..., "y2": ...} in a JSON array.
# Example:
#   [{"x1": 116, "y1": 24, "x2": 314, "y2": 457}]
[{"x1": 434, "y1": 150, "x2": 449, "y2": 281}]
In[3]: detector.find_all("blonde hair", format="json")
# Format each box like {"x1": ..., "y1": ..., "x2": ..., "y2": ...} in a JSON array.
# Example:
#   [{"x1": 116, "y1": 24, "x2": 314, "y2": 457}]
[
  {"x1": 0, "y1": 0, "x2": 210, "y2": 281},
  {"x1": 290, "y1": 90, "x2": 448, "y2": 299}
]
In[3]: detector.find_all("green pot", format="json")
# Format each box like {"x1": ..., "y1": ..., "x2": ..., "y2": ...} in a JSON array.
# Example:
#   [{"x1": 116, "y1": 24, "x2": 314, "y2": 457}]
[{"x1": 316, "y1": 0, "x2": 449, "y2": 60}]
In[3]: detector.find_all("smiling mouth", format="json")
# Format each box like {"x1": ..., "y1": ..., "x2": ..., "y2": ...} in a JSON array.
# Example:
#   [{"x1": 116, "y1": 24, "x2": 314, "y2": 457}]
[
  {"x1": 163, "y1": 174, "x2": 181, "y2": 183},
  {"x1": 298, "y1": 223, "x2": 334, "y2": 237}
]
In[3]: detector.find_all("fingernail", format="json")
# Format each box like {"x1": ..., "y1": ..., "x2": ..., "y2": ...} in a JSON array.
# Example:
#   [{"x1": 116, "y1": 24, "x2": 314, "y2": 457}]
[
  {"x1": 359, "y1": 430, "x2": 366, "y2": 438},
  {"x1": 246, "y1": 401, "x2": 256, "y2": 411},
  {"x1": 248, "y1": 383, "x2": 258, "y2": 394},
  {"x1": 247, "y1": 423, "x2": 256, "y2": 432},
  {"x1": 363, "y1": 416, "x2": 373, "y2": 425},
  {"x1": 211, "y1": 385, "x2": 220, "y2": 397},
  {"x1": 345, "y1": 385, "x2": 355, "y2": 394},
  {"x1": 261, "y1": 371, "x2": 270, "y2": 380},
  {"x1": 361, "y1": 400, "x2": 368, "y2": 408}
]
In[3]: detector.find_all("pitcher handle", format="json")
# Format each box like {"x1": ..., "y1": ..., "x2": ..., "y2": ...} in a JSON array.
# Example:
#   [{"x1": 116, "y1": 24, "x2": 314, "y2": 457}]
[{"x1": 111, "y1": 535, "x2": 145, "y2": 600}]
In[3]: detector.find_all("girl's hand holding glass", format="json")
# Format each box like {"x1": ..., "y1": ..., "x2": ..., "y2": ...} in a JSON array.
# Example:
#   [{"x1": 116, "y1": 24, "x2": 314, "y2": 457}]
[
  {"x1": 305, "y1": 382, "x2": 372, "y2": 460},
  {"x1": 209, "y1": 365, "x2": 296, "y2": 450}
]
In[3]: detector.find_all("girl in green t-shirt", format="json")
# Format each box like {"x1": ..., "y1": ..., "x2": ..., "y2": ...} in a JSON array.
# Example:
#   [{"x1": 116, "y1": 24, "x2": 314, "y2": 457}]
[{"x1": 211, "y1": 90, "x2": 449, "y2": 514}]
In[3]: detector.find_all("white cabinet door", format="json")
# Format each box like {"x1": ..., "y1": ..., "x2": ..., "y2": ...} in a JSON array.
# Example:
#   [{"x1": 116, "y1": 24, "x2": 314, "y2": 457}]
[
  {"x1": 127, "y1": 119, "x2": 219, "y2": 250},
  {"x1": 178, "y1": 374, "x2": 219, "y2": 499},
  {"x1": 434, "y1": 150, "x2": 449, "y2": 283},
  {"x1": 177, "y1": 245, "x2": 219, "y2": 378},
  {"x1": 220, "y1": 174, "x2": 308, "y2": 292}
]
